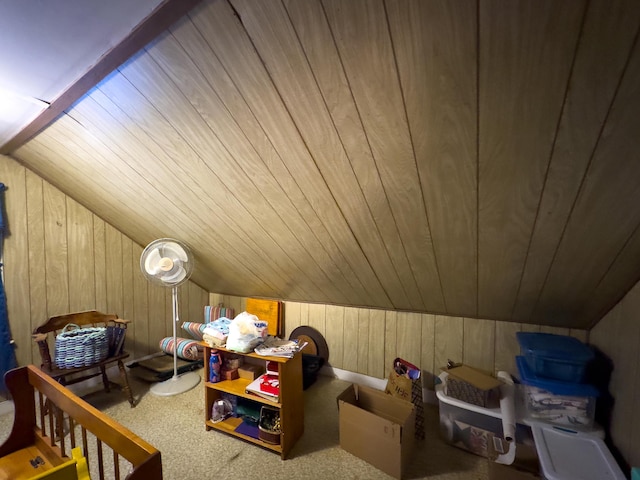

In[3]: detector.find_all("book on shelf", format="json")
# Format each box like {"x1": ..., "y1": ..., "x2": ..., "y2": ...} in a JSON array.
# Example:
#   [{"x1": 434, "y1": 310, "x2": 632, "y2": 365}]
[{"x1": 245, "y1": 374, "x2": 279, "y2": 402}]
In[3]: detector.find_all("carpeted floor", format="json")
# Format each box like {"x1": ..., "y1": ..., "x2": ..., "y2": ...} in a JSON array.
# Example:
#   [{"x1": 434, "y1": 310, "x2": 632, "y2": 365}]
[{"x1": 0, "y1": 369, "x2": 499, "y2": 479}]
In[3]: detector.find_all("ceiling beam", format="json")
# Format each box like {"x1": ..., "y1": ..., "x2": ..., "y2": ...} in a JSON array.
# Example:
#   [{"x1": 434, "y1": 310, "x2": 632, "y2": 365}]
[{"x1": 0, "y1": 0, "x2": 203, "y2": 155}]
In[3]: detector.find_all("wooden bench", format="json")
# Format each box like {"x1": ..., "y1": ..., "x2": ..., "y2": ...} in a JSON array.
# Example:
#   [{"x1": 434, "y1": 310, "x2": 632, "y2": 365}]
[
  {"x1": 0, "y1": 365, "x2": 162, "y2": 479},
  {"x1": 32, "y1": 311, "x2": 134, "y2": 408}
]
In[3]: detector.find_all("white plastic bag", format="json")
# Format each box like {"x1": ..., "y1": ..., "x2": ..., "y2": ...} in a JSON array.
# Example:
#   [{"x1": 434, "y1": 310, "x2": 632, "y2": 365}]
[{"x1": 226, "y1": 312, "x2": 268, "y2": 353}]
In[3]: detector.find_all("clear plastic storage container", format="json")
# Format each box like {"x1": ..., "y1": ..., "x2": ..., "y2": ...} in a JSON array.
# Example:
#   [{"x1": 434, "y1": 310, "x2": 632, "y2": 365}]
[
  {"x1": 517, "y1": 356, "x2": 598, "y2": 429},
  {"x1": 436, "y1": 372, "x2": 534, "y2": 459},
  {"x1": 516, "y1": 332, "x2": 594, "y2": 383}
]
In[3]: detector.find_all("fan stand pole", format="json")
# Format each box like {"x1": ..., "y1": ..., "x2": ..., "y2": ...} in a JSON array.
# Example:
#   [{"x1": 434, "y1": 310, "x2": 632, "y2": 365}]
[
  {"x1": 172, "y1": 285, "x2": 178, "y2": 379},
  {"x1": 150, "y1": 286, "x2": 201, "y2": 396}
]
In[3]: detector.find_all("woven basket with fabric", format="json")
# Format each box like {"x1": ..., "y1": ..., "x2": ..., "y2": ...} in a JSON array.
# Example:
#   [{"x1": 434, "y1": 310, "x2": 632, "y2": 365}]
[{"x1": 55, "y1": 323, "x2": 109, "y2": 369}]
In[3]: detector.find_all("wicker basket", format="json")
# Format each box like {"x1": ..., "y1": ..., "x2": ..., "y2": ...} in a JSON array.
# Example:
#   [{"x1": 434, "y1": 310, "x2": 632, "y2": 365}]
[
  {"x1": 55, "y1": 324, "x2": 109, "y2": 369},
  {"x1": 258, "y1": 406, "x2": 281, "y2": 445}
]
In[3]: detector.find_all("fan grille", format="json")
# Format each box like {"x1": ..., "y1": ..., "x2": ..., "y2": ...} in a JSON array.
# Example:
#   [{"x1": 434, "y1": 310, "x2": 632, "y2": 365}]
[{"x1": 140, "y1": 238, "x2": 193, "y2": 287}]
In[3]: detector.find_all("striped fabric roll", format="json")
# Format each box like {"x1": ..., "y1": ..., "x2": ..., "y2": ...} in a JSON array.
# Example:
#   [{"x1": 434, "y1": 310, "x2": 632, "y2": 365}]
[
  {"x1": 182, "y1": 322, "x2": 206, "y2": 340},
  {"x1": 204, "y1": 304, "x2": 235, "y2": 323},
  {"x1": 159, "y1": 337, "x2": 203, "y2": 361}
]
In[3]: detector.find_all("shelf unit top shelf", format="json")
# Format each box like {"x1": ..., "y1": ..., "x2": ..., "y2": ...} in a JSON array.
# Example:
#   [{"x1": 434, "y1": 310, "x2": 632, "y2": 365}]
[{"x1": 199, "y1": 343, "x2": 299, "y2": 363}]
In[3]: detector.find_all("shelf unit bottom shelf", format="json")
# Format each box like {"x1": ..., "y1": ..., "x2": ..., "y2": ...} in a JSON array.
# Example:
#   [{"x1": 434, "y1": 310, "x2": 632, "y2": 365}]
[{"x1": 205, "y1": 417, "x2": 283, "y2": 454}]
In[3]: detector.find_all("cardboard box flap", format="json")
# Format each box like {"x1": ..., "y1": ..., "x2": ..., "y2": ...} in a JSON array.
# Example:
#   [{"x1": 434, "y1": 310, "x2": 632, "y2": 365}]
[
  {"x1": 350, "y1": 384, "x2": 415, "y2": 423},
  {"x1": 445, "y1": 364, "x2": 502, "y2": 391},
  {"x1": 336, "y1": 380, "x2": 358, "y2": 406},
  {"x1": 356, "y1": 386, "x2": 415, "y2": 424}
]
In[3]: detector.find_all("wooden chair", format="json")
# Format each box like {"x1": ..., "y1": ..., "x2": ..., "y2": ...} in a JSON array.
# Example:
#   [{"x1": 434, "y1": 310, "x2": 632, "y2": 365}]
[{"x1": 32, "y1": 310, "x2": 135, "y2": 408}]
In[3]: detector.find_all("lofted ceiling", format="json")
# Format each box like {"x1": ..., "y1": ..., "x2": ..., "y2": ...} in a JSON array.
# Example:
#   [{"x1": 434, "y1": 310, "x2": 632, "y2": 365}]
[{"x1": 3, "y1": 0, "x2": 640, "y2": 330}]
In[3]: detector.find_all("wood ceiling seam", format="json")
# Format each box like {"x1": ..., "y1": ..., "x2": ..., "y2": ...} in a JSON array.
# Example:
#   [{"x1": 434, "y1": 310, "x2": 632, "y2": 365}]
[
  {"x1": 383, "y1": 0, "x2": 448, "y2": 314},
  {"x1": 88, "y1": 70, "x2": 298, "y2": 298},
  {"x1": 226, "y1": 0, "x2": 398, "y2": 307},
  {"x1": 581, "y1": 223, "x2": 640, "y2": 329},
  {"x1": 120, "y1": 45, "x2": 331, "y2": 303},
  {"x1": 477, "y1": 0, "x2": 584, "y2": 321},
  {"x1": 320, "y1": 0, "x2": 445, "y2": 312},
  {"x1": 284, "y1": 0, "x2": 425, "y2": 311},
  {"x1": 117, "y1": 54, "x2": 324, "y2": 303},
  {"x1": 512, "y1": 0, "x2": 640, "y2": 324},
  {"x1": 23, "y1": 122, "x2": 270, "y2": 296},
  {"x1": 507, "y1": 1, "x2": 590, "y2": 322},
  {"x1": 19, "y1": 135, "x2": 147, "y2": 230},
  {"x1": 534, "y1": 20, "x2": 640, "y2": 326},
  {"x1": 385, "y1": 0, "x2": 479, "y2": 315},
  {"x1": 145, "y1": 28, "x2": 357, "y2": 306},
  {"x1": 66, "y1": 93, "x2": 277, "y2": 297},
  {"x1": 192, "y1": 0, "x2": 393, "y2": 306},
  {"x1": 171, "y1": 14, "x2": 379, "y2": 308}
]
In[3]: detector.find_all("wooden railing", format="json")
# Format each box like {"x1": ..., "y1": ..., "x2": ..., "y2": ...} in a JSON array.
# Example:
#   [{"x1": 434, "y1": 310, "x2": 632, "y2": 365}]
[{"x1": 0, "y1": 365, "x2": 162, "y2": 479}]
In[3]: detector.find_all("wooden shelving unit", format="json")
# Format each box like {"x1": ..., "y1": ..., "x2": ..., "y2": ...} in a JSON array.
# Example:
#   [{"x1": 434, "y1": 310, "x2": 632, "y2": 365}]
[{"x1": 201, "y1": 343, "x2": 304, "y2": 459}]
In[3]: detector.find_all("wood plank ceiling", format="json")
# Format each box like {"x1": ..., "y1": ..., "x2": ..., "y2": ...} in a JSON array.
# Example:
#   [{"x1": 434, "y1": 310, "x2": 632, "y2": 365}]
[{"x1": 5, "y1": 0, "x2": 640, "y2": 329}]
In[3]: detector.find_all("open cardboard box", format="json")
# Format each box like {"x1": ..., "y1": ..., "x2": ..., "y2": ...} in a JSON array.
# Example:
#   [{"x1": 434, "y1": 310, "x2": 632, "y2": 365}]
[{"x1": 337, "y1": 383, "x2": 416, "y2": 479}]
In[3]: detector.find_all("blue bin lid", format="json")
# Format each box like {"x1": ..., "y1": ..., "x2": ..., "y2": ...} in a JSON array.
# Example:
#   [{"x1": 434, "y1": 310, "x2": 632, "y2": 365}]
[
  {"x1": 516, "y1": 356, "x2": 599, "y2": 397},
  {"x1": 516, "y1": 332, "x2": 594, "y2": 363}
]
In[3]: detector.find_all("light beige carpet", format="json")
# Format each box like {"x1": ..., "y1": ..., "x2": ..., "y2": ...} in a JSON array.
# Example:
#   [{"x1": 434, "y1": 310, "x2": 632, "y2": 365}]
[{"x1": 0, "y1": 370, "x2": 496, "y2": 479}]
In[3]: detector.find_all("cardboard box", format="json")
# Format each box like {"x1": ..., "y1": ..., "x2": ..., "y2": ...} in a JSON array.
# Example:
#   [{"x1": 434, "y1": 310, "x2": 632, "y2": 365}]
[
  {"x1": 238, "y1": 364, "x2": 264, "y2": 380},
  {"x1": 443, "y1": 364, "x2": 502, "y2": 408},
  {"x1": 337, "y1": 384, "x2": 415, "y2": 479},
  {"x1": 221, "y1": 368, "x2": 238, "y2": 381}
]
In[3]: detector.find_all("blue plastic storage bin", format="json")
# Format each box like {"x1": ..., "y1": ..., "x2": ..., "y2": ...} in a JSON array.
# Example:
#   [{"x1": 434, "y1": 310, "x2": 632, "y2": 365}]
[
  {"x1": 517, "y1": 356, "x2": 598, "y2": 429},
  {"x1": 516, "y1": 332, "x2": 594, "y2": 383}
]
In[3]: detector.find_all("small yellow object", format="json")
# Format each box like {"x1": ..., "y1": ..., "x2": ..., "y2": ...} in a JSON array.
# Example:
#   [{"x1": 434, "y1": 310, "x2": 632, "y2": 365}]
[{"x1": 72, "y1": 447, "x2": 91, "y2": 480}]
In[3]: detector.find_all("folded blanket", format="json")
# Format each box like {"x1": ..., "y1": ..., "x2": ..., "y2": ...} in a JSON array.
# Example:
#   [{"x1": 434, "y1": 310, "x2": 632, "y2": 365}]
[
  {"x1": 203, "y1": 317, "x2": 233, "y2": 340},
  {"x1": 203, "y1": 333, "x2": 226, "y2": 348}
]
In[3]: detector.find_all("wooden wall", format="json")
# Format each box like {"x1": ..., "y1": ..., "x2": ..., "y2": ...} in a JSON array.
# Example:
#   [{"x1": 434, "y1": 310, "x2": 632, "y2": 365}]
[
  {"x1": 10, "y1": 0, "x2": 640, "y2": 330},
  {"x1": 590, "y1": 281, "x2": 640, "y2": 469},
  {"x1": 210, "y1": 292, "x2": 587, "y2": 388},
  {"x1": 0, "y1": 154, "x2": 209, "y2": 369},
  {"x1": 7, "y1": 150, "x2": 635, "y2": 468},
  {"x1": 6, "y1": 146, "x2": 588, "y2": 384}
]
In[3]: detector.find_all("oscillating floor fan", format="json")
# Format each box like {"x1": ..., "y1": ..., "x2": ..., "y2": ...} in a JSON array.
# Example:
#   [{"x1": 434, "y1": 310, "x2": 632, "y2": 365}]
[{"x1": 140, "y1": 238, "x2": 200, "y2": 396}]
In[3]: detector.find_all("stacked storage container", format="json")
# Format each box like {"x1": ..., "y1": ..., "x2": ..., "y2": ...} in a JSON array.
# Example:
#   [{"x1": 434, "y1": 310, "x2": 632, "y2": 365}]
[
  {"x1": 515, "y1": 332, "x2": 597, "y2": 429},
  {"x1": 516, "y1": 332, "x2": 627, "y2": 479}
]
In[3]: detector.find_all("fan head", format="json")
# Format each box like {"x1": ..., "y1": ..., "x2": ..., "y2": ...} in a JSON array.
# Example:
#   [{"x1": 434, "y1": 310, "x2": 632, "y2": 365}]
[{"x1": 140, "y1": 238, "x2": 193, "y2": 287}]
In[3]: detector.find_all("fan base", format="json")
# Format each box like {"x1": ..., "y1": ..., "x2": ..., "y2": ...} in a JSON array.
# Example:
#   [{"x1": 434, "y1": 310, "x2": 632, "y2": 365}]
[{"x1": 150, "y1": 371, "x2": 201, "y2": 396}]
